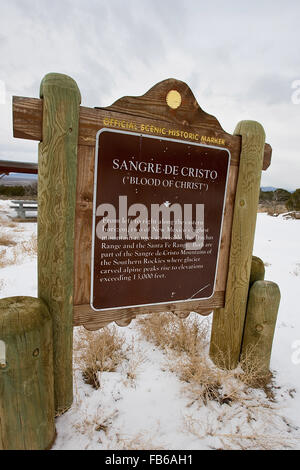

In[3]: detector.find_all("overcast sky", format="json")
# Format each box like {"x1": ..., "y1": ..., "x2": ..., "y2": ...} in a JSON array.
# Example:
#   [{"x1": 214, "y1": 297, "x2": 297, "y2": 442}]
[{"x1": 1, "y1": 0, "x2": 300, "y2": 189}]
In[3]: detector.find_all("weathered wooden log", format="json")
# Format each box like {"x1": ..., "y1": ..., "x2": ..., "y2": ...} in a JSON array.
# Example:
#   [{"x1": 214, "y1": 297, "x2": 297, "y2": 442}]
[
  {"x1": 173, "y1": 311, "x2": 191, "y2": 319},
  {"x1": 0, "y1": 297, "x2": 55, "y2": 450},
  {"x1": 210, "y1": 121, "x2": 266, "y2": 369},
  {"x1": 38, "y1": 73, "x2": 81, "y2": 413},
  {"x1": 250, "y1": 256, "x2": 265, "y2": 287},
  {"x1": 115, "y1": 316, "x2": 136, "y2": 327},
  {"x1": 241, "y1": 281, "x2": 280, "y2": 376}
]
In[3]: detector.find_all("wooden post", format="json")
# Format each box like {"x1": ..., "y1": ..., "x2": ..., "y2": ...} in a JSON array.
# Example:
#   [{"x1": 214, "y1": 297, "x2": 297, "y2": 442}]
[
  {"x1": 241, "y1": 281, "x2": 280, "y2": 375},
  {"x1": 0, "y1": 297, "x2": 55, "y2": 450},
  {"x1": 38, "y1": 73, "x2": 81, "y2": 414},
  {"x1": 250, "y1": 256, "x2": 265, "y2": 287},
  {"x1": 210, "y1": 121, "x2": 266, "y2": 369}
]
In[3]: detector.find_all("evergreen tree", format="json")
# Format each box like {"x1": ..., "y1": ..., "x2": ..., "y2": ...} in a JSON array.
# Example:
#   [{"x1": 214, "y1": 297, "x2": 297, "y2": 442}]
[{"x1": 287, "y1": 189, "x2": 300, "y2": 211}]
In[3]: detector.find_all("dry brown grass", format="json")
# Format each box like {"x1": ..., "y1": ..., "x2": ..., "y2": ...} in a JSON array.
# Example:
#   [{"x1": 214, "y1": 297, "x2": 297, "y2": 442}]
[
  {"x1": 121, "y1": 338, "x2": 146, "y2": 385},
  {"x1": 0, "y1": 234, "x2": 16, "y2": 246},
  {"x1": 112, "y1": 432, "x2": 165, "y2": 450},
  {"x1": 21, "y1": 233, "x2": 37, "y2": 256},
  {"x1": 184, "y1": 413, "x2": 297, "y2": 450},
  {"x1": 0, "y1": 216, "x2": 17, "y2": 229},
  {"x1": 171, "y1": 353, "x2": 229, "y2": 405},
  {"x1": 138, "y1": 312, "x2": 275, "y2": 406},
  {"x1": 137, "y1": 312, "x2": 209, "y2": 355},
  {"x1": 239, "y1": 344, "x2": 274, "y2": 394},
  {"x1": 73, "y1": 409, "x2": 119, "y2": 439},
  {"x1": 74, "y1": 326, "x2": 126, "y2": 389},
  {"x1": 137, "y1": 313, "x2": 299, "y2": 449},
  {"x1": 137, "y1": 313, "x2": 228, "y2": 405},
  {"x1": 74, "y1": 326, "x2": 145, "y2": 390},
  {"x1": 258, "y1": 203, "x2": 287, "y2": 215},
  {"x1": 0, "y1": 233, "x2": 37, "y2": 268}
]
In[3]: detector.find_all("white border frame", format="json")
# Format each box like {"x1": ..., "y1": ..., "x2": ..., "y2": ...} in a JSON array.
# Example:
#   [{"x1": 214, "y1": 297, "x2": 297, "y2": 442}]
[{"x1": 90, "y1": 128, "x2": 231, "y2": 312}]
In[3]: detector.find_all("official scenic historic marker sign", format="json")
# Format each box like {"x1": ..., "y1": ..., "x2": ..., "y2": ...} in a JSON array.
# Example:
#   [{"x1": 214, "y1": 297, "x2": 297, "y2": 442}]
[
  {"x1": 12, "y1": 74, "x2": 273, "y2": 415},
  {"x1": 6, "y1": 73, "x2": 279, "y2": 437},
  {"x1": 91, "y1": 129, "x2": 230, "y2": 310},
  {"x1": 12, "y1": 76, "x2": 272, "y2": 335}
]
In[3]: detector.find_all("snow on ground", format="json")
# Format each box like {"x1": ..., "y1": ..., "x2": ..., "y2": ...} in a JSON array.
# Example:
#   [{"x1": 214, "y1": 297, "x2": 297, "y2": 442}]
[
  {"x1": 0, "y1": 199, "x2": 37, "y2": 298},
  {"x1": 0, "y1": 199, "x2": 299, "y2": 450}
]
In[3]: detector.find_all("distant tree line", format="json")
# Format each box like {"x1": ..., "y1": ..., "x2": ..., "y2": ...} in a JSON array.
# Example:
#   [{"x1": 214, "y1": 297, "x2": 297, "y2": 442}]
[
  {"x1": 0, "y1": 182, "x2": 37, "y2": 197},
  {"x1": 259, "y1": 188, "x2": 300, "y2": 211},
  {"x1": 1, "y1": 182, "x2": 299, "y2": 211}
]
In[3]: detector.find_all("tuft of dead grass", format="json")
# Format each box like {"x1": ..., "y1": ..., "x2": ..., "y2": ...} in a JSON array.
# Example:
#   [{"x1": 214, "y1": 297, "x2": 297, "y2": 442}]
[
  {"x1": 0, "y1": 234, "x2": 16, "y2": 246},
  {"x1": 0, "y1": 233, "x2": 37, "y2": 268},
  {"x1": 170, "y1": 353, "x2": 229, "y2": 406},
  {"x1": 137, "y1": 312, "x2": 209, "y2": 355},
  {"x1": 138, "y1": 312, "x2": 276, "y2": 406},
  {"x1": 73, "y1": 408, "x2": 119, "y2": 441},
  {"x1": 137, "y1": 313, "x2": 230, "y2": 405},
  {"x1": 121, "y1": 338, "x2": 146, "y2": 386},
  {"x1": 239, "y1": 343, "x2": 274, "y2": 395},
  {"x1": 184, "y1": 412, "x2": 299, "y2": 450},
  {"x1": 21, "y1": 233, "x2": 37, "y2": 256},
  {"x1": 112, "y1": 430, "x2": 165, "y2": 450},
  {"x1": 74, "y1": 326, "x2": 126, "y2": 389},
  {"x1": 0, "y1": 215, "x2": 17, "y2": 229}
]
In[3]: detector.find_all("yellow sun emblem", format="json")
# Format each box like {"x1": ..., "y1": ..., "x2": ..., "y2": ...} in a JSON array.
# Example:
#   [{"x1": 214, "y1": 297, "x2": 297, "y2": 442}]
[{"x1": 166, "y1": 90, "x2": 182, "y2": 110}]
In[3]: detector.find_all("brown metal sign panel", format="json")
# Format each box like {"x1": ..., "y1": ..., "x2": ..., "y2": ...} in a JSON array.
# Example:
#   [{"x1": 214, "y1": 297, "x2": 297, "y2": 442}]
[{"x1": 91, "y1": 129, "x2": 230, "y2": 311}]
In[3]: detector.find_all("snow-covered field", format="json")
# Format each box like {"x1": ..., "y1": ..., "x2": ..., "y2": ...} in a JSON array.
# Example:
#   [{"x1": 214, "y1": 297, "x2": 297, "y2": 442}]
[{"x1": 0, "y1": 199, "x2": 299, "y2": 450}]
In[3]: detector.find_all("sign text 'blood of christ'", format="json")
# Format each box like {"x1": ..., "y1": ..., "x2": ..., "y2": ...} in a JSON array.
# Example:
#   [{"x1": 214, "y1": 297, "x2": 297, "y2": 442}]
[{"x1": 91, "y1": 129, "x2": 230, "y2": 311}]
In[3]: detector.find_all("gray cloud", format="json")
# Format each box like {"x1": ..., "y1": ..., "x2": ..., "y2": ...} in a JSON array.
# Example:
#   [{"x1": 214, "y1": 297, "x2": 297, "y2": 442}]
[
  {"x1": 246, "y1": 75, "x2": 292, "y2": 106},
  {"x1": 1, "y1": 0, "x2": 300, "y2": 189}
]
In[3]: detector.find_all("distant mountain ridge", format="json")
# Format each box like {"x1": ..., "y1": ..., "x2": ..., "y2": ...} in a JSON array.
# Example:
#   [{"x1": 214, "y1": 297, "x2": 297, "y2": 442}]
[
  {"x1": 261, "y1": 186, "x2": 278, "y2": 192},
  {"x1": 261, "y1": 186, "x2": 293, "y2": 193},
  {"x1": 0, "y1": 173, "x2": 37, "y2": 186}
]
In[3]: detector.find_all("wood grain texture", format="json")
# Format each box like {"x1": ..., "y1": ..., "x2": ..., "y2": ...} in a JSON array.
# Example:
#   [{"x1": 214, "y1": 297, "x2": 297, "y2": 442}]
[
  {"x1": 215, "y1": 165, "x2": 239, "y2": 292},
  {"x1": 73, "y1": 291, "x2": 224, "y2": 330},
  {"x1": 73, "y1": 145, "x2": 94, "y2": 306},
  {"x1": 103, "y1": 78, "x2": 222, "y2": 128},
  {"x1": 12, "y1": 96, "x2": 272, "y2": 169},
  {"x1": 38, "y1": 73, "x2": 81, "y2": 413},
  {"x1": 209, "y1": 121, "x2": 266, "y2": 369},
  {"x1": 115, "y1": 316, "x2": 136, "y2": 327},
  {"x1": 249, "y1": 256, "x2": 265, "y2": 287},
  {"x1": 241, "y1": 281, "x2": 280, "y2": 374},
  {"x1": 0, "y1": 297, "x2": 55, "y2": 450}
]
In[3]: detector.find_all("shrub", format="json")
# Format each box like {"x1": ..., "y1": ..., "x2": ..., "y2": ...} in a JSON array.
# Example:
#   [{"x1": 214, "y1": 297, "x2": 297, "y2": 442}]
[
  {"x1": 259, "y1": 190, "x2": 273, "y2": 203},
  {"x1": 0, "y1": 185, "x2": 25, "y2": 196},
  {"x1": 24, "y1": 182, "x2": 38, "y2": 196},
  {"x1": 273, "y1": 188, "x2": 291, "y2": 203},
  {"x1": 137, "y1": 312, "x2": 209, "y2": 355},
  {"x1": 74, "y1": 326, "x2": 126, "y2": 389},
  {"x1": 286, "y1": 189, "x2": 300, "y2": 211}
]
